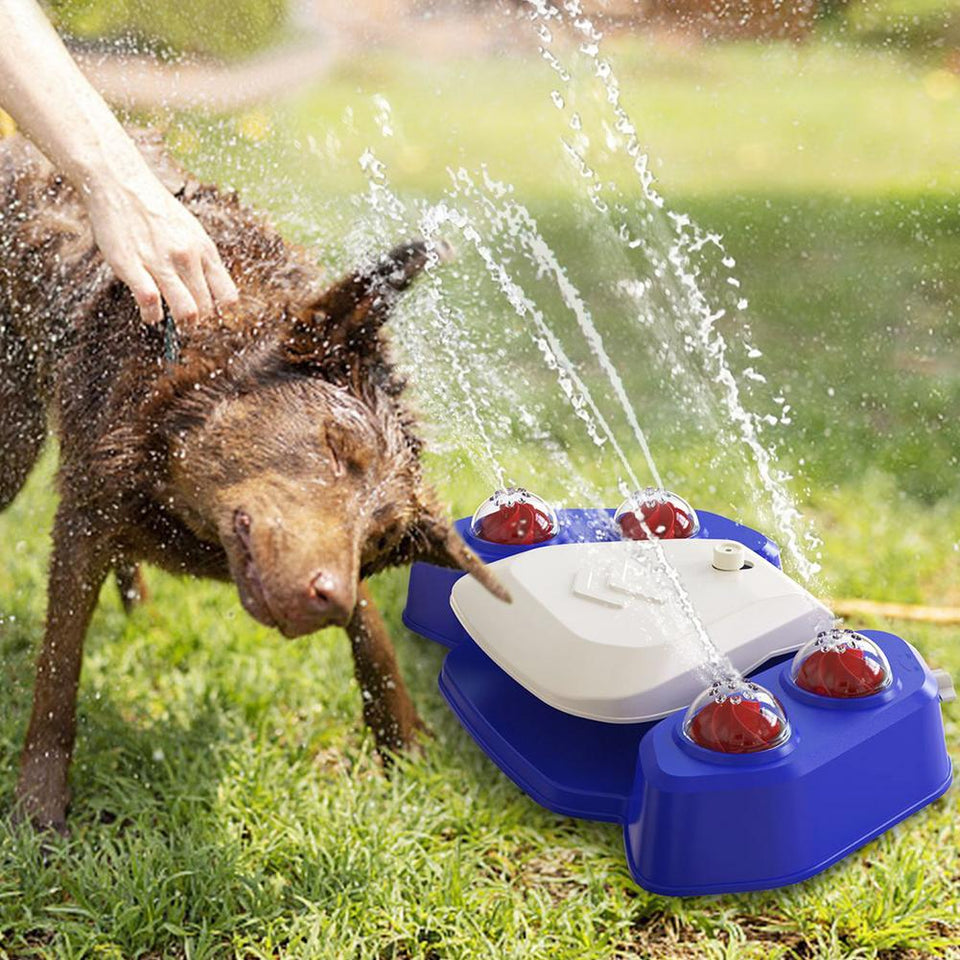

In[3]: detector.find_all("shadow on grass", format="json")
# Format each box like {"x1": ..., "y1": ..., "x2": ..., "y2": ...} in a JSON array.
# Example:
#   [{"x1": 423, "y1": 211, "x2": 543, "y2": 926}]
[{"x1": 0, "y1": 602, "x2": 311, "y2": 955}]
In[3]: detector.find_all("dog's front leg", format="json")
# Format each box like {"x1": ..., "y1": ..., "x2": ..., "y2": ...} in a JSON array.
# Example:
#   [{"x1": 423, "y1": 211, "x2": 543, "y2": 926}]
[
  {"x1": 15, "y1": 504, "x2": 110, "y2": 832},
  {"x1": 346, "y1": 582, "x2": 426, "y2": 757}
]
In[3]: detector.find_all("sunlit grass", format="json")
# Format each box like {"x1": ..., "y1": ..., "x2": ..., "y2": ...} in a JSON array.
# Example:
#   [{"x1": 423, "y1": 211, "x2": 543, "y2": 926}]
[
  {"x1": 172, "y1": 38, "x2": 960, "y2": 200},
  {"x1": 1, "y1": 452, "x2": 957, "y2": 958},
  {"x1": 167, "y1": 37, "x2": 960, "y2": 508}
]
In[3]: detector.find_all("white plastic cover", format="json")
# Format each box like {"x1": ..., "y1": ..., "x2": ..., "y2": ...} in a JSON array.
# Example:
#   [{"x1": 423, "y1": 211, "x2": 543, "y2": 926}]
[{"x1": 450, "y1": 539, "x2": 834, "y2": 723}]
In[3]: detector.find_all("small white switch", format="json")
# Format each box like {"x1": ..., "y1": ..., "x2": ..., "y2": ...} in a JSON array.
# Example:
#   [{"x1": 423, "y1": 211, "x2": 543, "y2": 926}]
[
  {"x1": 932, "y1": 668, "x2": 956, "y2": 703},
  {"x1": 712, "y1": 541, "x2": 746, "y2": 572},
  {"x1": 571, "y1": 567, "x2": 628, "y2": 608},
  {"x1": 607, "y1": 555, "x2": 668, "y2": 604}
]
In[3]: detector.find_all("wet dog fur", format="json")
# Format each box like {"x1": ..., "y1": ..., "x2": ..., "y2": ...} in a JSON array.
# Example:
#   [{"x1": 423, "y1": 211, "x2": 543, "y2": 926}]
[{"x1": 0, "y1": 130, "x2": 506, "y2": 832}]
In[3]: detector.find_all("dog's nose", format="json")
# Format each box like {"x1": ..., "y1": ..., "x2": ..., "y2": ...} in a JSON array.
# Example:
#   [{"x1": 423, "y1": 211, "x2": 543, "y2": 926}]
[{"x1": 304, "y1": 570, "x2": 353, "y2": 627}]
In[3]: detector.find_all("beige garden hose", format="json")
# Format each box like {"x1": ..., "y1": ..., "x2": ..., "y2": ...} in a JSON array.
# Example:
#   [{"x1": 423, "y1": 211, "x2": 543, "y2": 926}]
[{"x1": 833, "y1": 599, "x2": 960, "y2": 626}]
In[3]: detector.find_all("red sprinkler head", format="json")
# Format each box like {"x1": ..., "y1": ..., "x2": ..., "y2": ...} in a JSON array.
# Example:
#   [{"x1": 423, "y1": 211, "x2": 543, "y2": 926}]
[
  {"x1": 471, "y1": 488, "x2": 559, "y2": 545},
  {"x1": 683, "y1": 677, "x2": 790, "y2": 754},
  {"x1": 792, "y1": 628, "x2": 891, "y2": 698},
  {"x1": 616, "y1": 487, "x2": 699, "y2": 541}
]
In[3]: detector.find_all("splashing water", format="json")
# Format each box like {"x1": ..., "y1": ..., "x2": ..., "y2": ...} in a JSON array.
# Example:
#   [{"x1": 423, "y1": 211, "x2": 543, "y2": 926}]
[
  {"x1": 527, "y1": 0, "x2": 822, "y2": 581},
  {"x1": 348, "y1": 134, "x2": 741, "y2": 683},
  {"x1": 443, "y1": 167, "x2": 663, "y2": 495},
  {"x1": 170, "y1": 6, "x2": 829, "y2": 686}
]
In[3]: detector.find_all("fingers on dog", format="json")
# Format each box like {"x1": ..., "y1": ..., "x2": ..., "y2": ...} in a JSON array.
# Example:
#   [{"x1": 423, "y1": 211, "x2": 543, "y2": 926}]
[
  {"x1": 154, "y1": 269, "x2": 199, "y2": 327},
  {"x1": 117, "y1": 260, "x2": 164, "y2": 326},
  {"x1": 173, "y1": 248, "x2": 214, "y2": 321},
  {"x1": 203, "y1": 247, "x2": 239, "y2": 311}
]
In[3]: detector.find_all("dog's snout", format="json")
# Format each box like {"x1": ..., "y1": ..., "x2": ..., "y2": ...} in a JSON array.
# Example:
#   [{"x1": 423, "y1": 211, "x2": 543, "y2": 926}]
[
  {"x1": 269, "y1": 570, "x2": 353, "y2": 637},
  {"x1": 226, "y1": 505, "x2": 357, "y2": 636},
  {"x1": 306, "y1": 570, "x2": 353, "y2": 627}
]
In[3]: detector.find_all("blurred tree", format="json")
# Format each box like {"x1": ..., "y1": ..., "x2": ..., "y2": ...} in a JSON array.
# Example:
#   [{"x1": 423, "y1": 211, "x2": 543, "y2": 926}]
[
  {"x1": 843, "y1": 0, "x2": 960, "y2": 58},
  {"x1": 482, "y1": 0, "x2": 822, "y2": 38},
  {"x1": 642, "y1": 0, "x2": 821, "y2": 37},
  {"x1": 45, "y1": 0, "x2": 289, "y2": 60}
]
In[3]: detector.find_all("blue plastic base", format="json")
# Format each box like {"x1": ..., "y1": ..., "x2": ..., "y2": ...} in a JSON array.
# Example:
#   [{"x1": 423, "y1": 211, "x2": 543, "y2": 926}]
[
  {"x1": 439, "y1": 640, "x2": 655, "y2": 822},
  {"x1": 439, "y1": 633, "x2": 951, "y2": 895},
  {"x1": 403, "y1": 508, "x2": 953, "y2": 895},
  {"x1": 627, "y1": 632, "x2": 951, "y2": 894}
]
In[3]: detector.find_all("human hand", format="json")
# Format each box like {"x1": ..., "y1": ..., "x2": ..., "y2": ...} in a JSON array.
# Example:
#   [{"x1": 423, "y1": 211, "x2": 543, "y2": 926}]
[
  {"x1": 0, "y1": 0, "x2": 238, "y2": 327},
  {"x1": 82, "y1": 170, "x2": 239, "y2": 328}
]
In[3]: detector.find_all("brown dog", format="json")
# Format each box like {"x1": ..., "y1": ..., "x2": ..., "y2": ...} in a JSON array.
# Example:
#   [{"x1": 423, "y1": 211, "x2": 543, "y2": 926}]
[{"x1": 0, "y1": 130, "x2": 506, "y2": 832}]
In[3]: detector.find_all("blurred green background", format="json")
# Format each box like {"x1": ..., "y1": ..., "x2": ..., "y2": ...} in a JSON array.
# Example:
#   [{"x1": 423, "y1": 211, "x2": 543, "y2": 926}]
[
  {"x1": 2, "y1": 1, "x2": 959, "y2": 956},
  {"x1": 47, "y1": 0, "x2": 289, "y2": 58}
]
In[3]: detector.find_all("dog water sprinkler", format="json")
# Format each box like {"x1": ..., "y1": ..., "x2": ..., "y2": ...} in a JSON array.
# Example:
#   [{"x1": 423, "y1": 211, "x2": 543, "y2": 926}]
[{"x1": 403, "y1": 488, "x2": 955, "y2": 895}]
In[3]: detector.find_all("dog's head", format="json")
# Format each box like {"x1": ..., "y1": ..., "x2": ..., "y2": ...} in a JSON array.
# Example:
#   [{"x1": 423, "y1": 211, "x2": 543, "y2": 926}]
[{"x1": 156, "y1": 240, "x2": 507, "y2": 637}]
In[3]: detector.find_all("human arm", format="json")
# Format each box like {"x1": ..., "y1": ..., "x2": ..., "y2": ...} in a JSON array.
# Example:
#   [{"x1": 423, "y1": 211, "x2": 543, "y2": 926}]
[{"x1": 0, "y1": 0, "x2": 238, "y2": 325}]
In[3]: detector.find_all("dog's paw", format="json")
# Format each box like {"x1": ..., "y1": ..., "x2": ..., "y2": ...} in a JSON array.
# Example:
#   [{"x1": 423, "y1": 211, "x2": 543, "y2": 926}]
[
  {"x1": 373, "y1": 712, "x2": 433, "y2": 767},
  {"x1": 14, "y1": 766, "x2": 72, "y2": 837},
  {"x1": 11, "y1": 795, "x2": 70, "y2": 838}
]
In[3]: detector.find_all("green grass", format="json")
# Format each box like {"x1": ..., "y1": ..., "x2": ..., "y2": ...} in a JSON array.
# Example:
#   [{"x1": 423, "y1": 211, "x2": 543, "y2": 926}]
[
  {"x1": 49, "y1": 0, "x2": 288, "y2": 60},
  {"x1": 1, "y1": 463, "x2": 958, "y2": 959},
  {"x1": 177, "y1": 37, "x2": 960, "y2": 199},
  {"x1": 3, "y1": 26, "x2": 960, "y2": 960}
]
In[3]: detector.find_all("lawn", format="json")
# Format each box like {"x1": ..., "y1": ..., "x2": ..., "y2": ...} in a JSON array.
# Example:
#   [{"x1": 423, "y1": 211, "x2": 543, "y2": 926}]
[{"x1": 2, "y1": 22, "x2": 959, "y2": 960}]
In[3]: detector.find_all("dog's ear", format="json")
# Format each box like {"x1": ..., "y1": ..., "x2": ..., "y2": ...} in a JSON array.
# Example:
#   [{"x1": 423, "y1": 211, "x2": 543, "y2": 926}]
[
  {"x1": 283, "y1": 239, "x2": 446, "y2": 368},
  {"x1": 409, "y1": 503, "x2": 512, "y2": 604}
]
